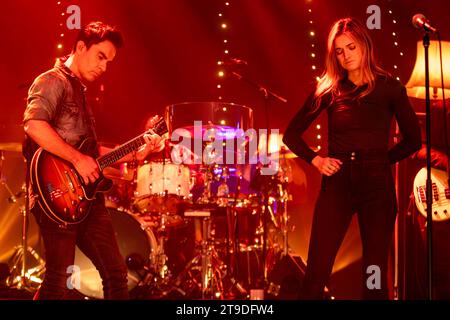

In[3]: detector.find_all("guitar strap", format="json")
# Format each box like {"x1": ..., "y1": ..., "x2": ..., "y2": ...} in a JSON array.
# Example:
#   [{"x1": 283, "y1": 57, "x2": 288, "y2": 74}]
[
  {"x1": 59, "y1": 59, "x2": 99, "y2": 155},
  {"x1": 64, "y1": 75, "x2": 99, "y2": 157},
  {"x1": 81, "y1": 90, "x2": 99, "y2": 155}
]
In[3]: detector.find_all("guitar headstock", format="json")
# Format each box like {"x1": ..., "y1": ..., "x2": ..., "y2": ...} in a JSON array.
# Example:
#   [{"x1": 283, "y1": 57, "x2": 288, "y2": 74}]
[{"x1": 147, "y1": 116, "x2": 168, "y2": 136}]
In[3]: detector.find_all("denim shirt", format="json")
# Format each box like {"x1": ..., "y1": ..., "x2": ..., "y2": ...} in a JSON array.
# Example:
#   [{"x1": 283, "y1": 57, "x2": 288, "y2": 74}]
[{"x1": 23, "y1": 57, "x2": 97, "y2": 160}]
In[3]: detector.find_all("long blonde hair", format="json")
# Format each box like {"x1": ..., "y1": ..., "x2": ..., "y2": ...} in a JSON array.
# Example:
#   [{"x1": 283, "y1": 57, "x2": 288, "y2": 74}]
[{"x1": 314, "y1": 18, "x2": 388, "y2": 107}]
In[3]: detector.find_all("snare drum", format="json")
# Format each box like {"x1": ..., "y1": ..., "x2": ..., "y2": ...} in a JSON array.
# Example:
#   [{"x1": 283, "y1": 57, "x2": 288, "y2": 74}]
[{"x1": 133, "y1": 161, "x2": 191, "y2": 213}]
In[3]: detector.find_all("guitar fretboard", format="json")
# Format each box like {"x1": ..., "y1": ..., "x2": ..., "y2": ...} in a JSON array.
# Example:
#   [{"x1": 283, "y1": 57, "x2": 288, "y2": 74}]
[{"x1": 97, "y1": 134, "x2": 147, "y2": 170}]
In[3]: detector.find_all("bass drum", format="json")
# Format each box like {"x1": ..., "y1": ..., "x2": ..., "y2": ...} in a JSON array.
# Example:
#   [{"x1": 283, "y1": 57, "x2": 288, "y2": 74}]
[{"x1": 74, "y1": 208, "x2": 158, "y2": 299}]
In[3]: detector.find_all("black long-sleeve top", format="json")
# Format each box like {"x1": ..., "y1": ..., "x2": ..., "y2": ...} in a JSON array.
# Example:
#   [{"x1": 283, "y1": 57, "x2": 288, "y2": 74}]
[{"x1": 283, "y1": 75, "x2": 422, "y2": 164}]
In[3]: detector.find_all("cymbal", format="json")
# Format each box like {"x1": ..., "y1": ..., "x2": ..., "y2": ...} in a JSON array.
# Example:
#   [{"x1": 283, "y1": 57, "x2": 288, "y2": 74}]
[
  {"x1": 172, "y1": 124, "x2": 243, "y2": 140},
  {"x1": 103, "y1": 166, "x2": 134, "y2": 182},
  {"x1": 277, "y1": 149, "x2": 298, "y2": 159},
  {"x1": 0, "y1": 142, "x2": 22, "y2": 152},
  {"x1": 259, "y1": 148, "x2": 298, "y2": 160},
  {"x1": 166, "y1": 101, "x2": 254, "y2": 135}
]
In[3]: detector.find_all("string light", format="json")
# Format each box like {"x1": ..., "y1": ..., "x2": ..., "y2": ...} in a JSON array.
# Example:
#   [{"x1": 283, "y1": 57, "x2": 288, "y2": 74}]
[
  {"x1": 306, "y1": 2, "x2": 321, "y2": 150},
  {"x1": 387, "y1": 7, "x2": 405, "y2": 82},
  {"x1": 56, "y1": 1, "x2": 105, "y2": 108},
  {"x1": 216, "y1": 1, "x2": 232, "y2": 100},
  {"x1": 56, "y1": 1, "x2": 66, "y2": 51}
]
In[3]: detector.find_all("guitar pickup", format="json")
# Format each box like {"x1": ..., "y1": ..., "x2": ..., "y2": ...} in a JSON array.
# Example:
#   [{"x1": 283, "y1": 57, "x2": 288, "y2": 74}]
[
  {"x1": 432, "y1": 183, "x2": 439, "y2": 201},
  {"x1": 71, "y1": 169, "x2": 82, "y2": 187},
  {"x1": 418, "y1": 186, "x2": 426, "y2": 203},
  {"x1": 64, "y1": 171, "x2": 75, "y2": 193},
  {"x1": 445, "y1": 189, "x2": 450, "y2": 199}
]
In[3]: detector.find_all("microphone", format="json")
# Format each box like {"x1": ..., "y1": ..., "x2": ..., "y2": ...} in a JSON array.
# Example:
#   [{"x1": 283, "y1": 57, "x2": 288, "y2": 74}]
[
  {"x1": 220, "y1": 57, "x2": 248, "y2": 66},
  {"x1": 412, "y1": 14, "x2": 438, "y2": 33}
]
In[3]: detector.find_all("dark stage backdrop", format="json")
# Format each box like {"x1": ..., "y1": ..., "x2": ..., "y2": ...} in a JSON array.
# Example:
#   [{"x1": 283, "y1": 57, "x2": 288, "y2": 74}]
[{"x1": 1, "y1": 0, "x2": 448, "y2": 299}]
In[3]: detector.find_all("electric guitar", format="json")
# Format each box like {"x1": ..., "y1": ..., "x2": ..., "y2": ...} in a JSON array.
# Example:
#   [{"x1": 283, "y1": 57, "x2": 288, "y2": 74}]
[
  {"x1": 413, "y1": 167, "x2": 450, "y2": 222},
  {"x1": 30, "y1": 117, "x2": 168, "y2": 225}
]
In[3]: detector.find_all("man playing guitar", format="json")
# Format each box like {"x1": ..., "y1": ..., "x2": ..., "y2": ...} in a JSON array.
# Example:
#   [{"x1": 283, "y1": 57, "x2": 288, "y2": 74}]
[{"x1": 23, "y1": 21, "x2": 164, "y2": 299}]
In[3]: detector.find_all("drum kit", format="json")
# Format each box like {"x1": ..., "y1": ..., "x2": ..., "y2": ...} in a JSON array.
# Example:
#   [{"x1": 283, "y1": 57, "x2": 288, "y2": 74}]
[
  {"x1": 77, "y1": 102, "x2": 294, "y2": 299},
  {"x1": 1, "y1": 102, "x2": 295, "y2": 300}
]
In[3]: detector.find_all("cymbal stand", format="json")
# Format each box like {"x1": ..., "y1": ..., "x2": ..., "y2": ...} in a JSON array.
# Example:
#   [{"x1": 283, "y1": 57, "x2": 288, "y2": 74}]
[
  {"x1": 279, "y1": 181, "x2": 290, "y2": 256},
  {"x1": 278, "y1": 153, "x2": 292, "y2": 256},
  {"x1": 2, "y1": 154, "x2": 44, "y2": 291},
  {"x1": 0, "y1": 151, "x2": 21, "y2": 203}
]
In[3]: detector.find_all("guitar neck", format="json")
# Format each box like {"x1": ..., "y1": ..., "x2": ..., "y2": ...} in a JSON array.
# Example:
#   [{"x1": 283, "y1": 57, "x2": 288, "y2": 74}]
[{"x1": 97, "y1": 133, "x2": 146, "y2": 170}]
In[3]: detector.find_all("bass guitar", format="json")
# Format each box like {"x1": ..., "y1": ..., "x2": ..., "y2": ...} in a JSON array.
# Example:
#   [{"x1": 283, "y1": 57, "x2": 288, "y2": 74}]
[{"x1": 413, "y1": 167, "x2": 450, "y2": 222}]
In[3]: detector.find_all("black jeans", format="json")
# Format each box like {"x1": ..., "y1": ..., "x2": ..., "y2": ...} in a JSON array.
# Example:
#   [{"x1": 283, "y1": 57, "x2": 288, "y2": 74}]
[
  {"x1": 32, "y1": 197, "x2": 129, "y2": 300},
  {"x1": 300, "y1": 151, "x2": 397, "y2": 300}
]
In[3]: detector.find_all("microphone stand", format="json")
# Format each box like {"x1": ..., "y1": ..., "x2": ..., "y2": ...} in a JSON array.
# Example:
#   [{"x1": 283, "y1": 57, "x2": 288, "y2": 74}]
[
  {"x1": 422, "y1": 31, "x2": 434, "y2": 300},
  {"x1": 436, "y1": 32, "x2": 450, "y2": 223},
  {"x1": 231, "y1": 72, "x2": 288, "y2": 105},
  {"x1": 230, "y1": 71, "x2": 287, "y2": 294}
]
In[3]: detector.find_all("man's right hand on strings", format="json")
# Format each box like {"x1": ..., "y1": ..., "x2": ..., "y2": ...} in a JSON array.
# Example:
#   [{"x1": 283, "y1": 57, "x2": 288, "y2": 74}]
[{"x1": 72, "y1": 153, "x2": 100, "y2": 184}]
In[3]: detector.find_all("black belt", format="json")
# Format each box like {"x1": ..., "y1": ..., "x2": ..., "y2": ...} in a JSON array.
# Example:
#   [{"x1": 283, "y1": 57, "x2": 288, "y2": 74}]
[{"x1": 329, "y1": 149, "x2": 389, "y2": 161}]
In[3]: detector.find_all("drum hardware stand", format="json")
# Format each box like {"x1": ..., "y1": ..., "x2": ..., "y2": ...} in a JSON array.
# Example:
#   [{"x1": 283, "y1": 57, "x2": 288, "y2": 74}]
[
  {"x1": 281, "y1": 187, "x2": 290, "y2": 257},
  {"x1": 151, "y1": 192, "x2": 174, "y2": 281},
  {"x1": 231, "y1": 71, "x2": 287, "y2": 297},
  {"x1": 228, "y1": 174, "x2": 249, "y2": 293},
  {"x1": 136, "y1": 208, "x2": 183, "y2": 298},
  {"x1": 1, "y1": 154, "x2": 45, "y2": 291},
  {"x1": 261, "y1": 183, "x2": 270, "y2": 287},
  {"x1": 277, "y1": 168, "x2": 292, "y2": 257},
  {"x1": 176, "y1": 212, "x2": 227, "y2": 299},
  {"x1": 155, "y1": 213, "x2": 171, "y2": 280}
]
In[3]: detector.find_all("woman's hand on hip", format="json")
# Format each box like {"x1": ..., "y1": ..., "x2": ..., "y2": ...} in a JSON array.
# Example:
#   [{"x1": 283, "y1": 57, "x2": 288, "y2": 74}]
[{"x1": 311, "y1": 155, "x2": 343, "y2": 176}]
